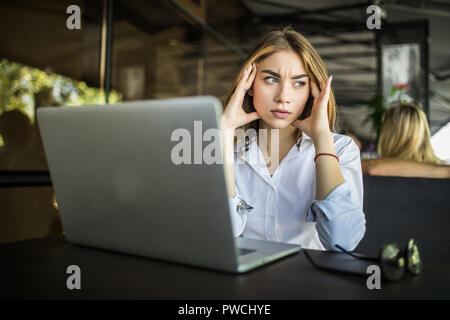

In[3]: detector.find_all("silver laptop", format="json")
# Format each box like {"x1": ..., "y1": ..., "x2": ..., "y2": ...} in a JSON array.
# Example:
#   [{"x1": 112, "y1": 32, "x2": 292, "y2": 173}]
[{"x1": 37, "y1": 95, "x2": 300, "y2": 273}]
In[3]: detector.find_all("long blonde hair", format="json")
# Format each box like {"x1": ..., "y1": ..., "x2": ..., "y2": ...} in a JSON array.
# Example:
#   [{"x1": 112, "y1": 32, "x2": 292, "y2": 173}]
[
  {"x1": 224, "y1": 26, "x2": 337, "y2": 138},
  {"x1": 378, "y1": 103, "x2": 442, "y2": 164}
]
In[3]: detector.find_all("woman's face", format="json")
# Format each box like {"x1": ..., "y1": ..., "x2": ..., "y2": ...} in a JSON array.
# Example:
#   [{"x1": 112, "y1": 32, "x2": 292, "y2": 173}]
[{"x1": 252, "y1": 50, "x2": 310, "y2": 129}]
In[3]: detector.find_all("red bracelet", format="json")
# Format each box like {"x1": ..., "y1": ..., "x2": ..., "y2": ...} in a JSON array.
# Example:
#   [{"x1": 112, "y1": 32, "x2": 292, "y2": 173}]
[{"x1": 314, "y1": 153, "x2": 339, "y2": 162}]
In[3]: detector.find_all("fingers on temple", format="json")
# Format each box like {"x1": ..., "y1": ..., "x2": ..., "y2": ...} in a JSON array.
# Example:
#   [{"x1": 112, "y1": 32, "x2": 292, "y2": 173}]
[
  {"x1": 312, "y1": 76, "x2": 332, "y2": 99},
  {"x1": 323, "y1": 76, "x2": 332, "y2": 98},
  {"x1": 310, "y1": 80, "x2": 320, "y2": 99},
  {"x1": 236, "y1": 64, "x2": 253, "y2": 94},
  {"x1": 245, "y1": 63, "x2": 256, "y2": 90}
]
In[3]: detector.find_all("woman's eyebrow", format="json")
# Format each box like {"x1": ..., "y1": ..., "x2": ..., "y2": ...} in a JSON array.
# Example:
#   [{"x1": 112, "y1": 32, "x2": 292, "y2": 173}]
[{"x1": 261, "y1": 69, "x2": 308, "y2": 79}]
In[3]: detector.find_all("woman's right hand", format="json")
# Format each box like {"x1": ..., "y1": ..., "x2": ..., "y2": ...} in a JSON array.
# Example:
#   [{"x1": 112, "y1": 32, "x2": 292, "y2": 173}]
[{"x1": 220, "y1": 63, "x2": 260, "y2": 130}]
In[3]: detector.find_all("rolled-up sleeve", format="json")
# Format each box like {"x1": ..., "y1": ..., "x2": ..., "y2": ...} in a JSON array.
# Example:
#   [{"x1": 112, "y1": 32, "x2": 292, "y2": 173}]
[
  {"x1": 228, "y1": 194, "x2": 253, "y2": 237},
  {"x1": 306, "y1": 138, "x2": 366, "y2": 251}
]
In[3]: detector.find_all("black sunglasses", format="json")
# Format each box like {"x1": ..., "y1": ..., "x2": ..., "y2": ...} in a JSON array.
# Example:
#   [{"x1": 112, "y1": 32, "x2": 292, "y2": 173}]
[{"x1": 335, "y1": 238, "x2": 423, "y2": 282}]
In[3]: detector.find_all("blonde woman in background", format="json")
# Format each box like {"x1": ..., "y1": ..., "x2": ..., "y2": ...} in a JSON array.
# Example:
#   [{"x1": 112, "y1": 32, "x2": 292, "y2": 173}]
[
  {"x1": 362, "y1": 103, "x2": 450, "y2": 178},
  {"x1": 220, "y1": 27, "x2": 365, "y2": 251}
]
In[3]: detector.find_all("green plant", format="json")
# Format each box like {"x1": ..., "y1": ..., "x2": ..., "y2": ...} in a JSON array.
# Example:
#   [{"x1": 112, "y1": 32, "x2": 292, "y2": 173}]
[
  {"x1": 0, "y1": 58, "x2": 122, "y2": 122},
  {"x1": 363, "y1": 94, "x2": 386, "y2": 141}
]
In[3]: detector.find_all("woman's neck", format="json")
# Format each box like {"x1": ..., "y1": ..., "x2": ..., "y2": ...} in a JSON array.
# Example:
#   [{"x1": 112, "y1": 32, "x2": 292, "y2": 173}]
[{"x1": 257, "y1": 120, "x2": 299, "y2": 157}]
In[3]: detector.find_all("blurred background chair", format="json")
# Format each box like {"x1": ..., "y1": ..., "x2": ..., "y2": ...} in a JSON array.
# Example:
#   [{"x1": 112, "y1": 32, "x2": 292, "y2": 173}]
[{"x1": 357, "y1": 175, "x2": 450, "y2": 262}]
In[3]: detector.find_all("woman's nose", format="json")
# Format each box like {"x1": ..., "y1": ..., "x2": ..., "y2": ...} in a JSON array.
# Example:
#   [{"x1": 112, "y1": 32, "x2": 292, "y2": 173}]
[{"x1": 275, "y1": 82, "x2": 291, "y2": 104}]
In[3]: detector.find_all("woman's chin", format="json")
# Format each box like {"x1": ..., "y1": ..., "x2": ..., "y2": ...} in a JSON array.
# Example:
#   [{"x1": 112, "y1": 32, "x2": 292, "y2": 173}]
[{"x1": 260, "y1": 117, "x2": 293, "y2": 129}]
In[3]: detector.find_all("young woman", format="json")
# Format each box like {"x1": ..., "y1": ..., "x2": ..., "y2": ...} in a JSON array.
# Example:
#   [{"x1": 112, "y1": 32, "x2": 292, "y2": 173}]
[
  {"x1": 362, "y1": 103, "x2": 450, "y2": 178},
  {"x1": 219, "y1": 27, "x2": 366, "y2": 251}
]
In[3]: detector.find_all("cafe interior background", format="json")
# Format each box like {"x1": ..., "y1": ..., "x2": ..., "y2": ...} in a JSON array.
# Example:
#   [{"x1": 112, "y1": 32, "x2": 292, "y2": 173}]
[{"x1": 0, "y1": 0, "x2": 449, "y2": 244}]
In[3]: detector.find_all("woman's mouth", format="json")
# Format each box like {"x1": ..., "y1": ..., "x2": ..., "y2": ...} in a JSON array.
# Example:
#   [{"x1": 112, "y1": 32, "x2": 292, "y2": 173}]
[{"x1": 271, "y1": 108, "x2": 292, "y2": 119}]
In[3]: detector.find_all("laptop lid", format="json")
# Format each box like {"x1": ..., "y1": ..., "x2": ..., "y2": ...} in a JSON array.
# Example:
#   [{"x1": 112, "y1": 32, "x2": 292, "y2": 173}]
[{"x1": 37, "y1": 96, "x2": 239, "y2": 272}]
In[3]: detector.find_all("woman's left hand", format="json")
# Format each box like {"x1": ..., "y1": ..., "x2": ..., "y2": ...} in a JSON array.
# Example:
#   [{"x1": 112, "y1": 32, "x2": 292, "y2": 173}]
[{"x1": 291, "y1": 76, "x2": 333, "y2": 142}]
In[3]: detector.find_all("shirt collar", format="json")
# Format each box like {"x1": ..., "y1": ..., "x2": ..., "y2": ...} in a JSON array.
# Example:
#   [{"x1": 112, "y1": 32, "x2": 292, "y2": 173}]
[
  {"x1": 235, "y1": 134, "x2": 256, "y2": 158},
  {"x1": 235, "y1": 131, "x2": 312, "y2": 159},
  {"x1": 296, "y1": 132, "x2": 312, "y2": 149},
  {"x1": 235, "y1": 131, "x2": 314, "y2": 186}
]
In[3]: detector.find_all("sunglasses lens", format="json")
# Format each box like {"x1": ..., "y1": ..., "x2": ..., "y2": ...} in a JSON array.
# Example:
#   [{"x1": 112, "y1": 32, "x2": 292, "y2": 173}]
[
  {"x1": 380, "y1": 243, "x2": 405, "y2": 281},
  {"x1": 407, "y1": 238, "x2": 423, "y2": 275}
]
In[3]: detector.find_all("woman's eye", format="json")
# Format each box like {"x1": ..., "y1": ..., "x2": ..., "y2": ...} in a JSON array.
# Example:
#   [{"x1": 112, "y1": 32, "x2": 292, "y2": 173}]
[
  {"x1": 264, "y1": 77, "x2": 305, "y2": 87},
  {"x1": 265, "y1": 77, "x2": 277, "y2": 84}
]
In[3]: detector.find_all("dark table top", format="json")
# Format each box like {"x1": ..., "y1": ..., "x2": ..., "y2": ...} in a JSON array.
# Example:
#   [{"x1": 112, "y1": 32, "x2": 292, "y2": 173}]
[{"x1": 1, "y1": 236, "x2": 449, "y2": 300}]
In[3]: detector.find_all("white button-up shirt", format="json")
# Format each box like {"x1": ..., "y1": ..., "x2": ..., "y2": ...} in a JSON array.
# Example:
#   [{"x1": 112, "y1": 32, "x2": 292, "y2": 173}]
[{"x1": 228, "y1": 132, "x2": 366, "y2": 251}]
